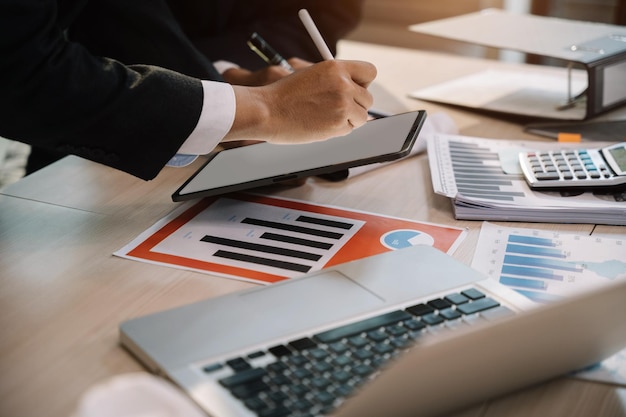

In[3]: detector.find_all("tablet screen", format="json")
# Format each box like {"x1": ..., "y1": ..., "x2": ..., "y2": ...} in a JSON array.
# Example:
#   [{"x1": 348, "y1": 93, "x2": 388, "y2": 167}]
[{"x1": 173, "y1": 110, "x2": 426, "y2": 201}]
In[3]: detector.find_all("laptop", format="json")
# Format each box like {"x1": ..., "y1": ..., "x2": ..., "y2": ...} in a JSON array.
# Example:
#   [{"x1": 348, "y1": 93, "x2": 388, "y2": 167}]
[{"x1": 119, "y1": 245, "x2": 626, "y2": 417}]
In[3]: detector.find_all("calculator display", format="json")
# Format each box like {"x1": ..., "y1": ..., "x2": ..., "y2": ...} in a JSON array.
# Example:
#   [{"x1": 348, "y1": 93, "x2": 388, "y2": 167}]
[{"x1": 606, "y1": 145, "x2": 626, "y2": 173}]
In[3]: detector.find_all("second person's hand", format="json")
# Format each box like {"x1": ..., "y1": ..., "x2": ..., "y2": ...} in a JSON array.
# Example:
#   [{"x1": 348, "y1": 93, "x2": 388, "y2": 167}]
[{"x1": 222, "y1": 58, "x2": 312, "y2": 86}]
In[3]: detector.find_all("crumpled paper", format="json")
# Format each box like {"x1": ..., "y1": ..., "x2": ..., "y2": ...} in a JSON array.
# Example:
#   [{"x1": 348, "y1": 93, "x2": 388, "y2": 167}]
[{"x1": 73, "y1": 373, "x2": 206, "y2": 417}]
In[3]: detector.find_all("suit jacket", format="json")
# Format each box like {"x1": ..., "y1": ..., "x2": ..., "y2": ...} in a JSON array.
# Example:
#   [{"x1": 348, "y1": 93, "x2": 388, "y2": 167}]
[{"x1": 0, "y1": 0, "x2": 362, "y2": 180}]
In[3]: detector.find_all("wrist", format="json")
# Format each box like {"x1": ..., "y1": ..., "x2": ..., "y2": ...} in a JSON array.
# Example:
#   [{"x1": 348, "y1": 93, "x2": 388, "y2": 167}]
[{"x1": 224, "y1": 86, "x2": 273, "y2": 142}]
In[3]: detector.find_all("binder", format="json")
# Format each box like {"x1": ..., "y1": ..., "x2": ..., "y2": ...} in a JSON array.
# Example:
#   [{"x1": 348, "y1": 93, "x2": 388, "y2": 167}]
[{"x1": 409, "y1": 9, "x2": 626, "y2": 120}]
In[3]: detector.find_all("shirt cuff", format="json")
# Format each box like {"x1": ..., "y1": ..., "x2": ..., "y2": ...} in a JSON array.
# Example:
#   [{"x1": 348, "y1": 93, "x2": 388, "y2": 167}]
[{"x1": 174, "y1": 80, "x2": 236, "y2": 157}]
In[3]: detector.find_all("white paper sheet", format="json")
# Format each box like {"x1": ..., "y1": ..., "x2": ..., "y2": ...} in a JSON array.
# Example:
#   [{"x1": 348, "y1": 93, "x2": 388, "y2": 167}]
[{"x1": 410, "y1": 69, "x2": 588, "y2": 120}]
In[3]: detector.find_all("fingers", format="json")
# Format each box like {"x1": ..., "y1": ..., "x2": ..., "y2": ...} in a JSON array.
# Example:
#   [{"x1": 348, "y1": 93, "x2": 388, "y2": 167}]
[
  {"x1": 223, "y1": 66, "x2": 291, "y2": 86},
  {"x1": 329, "y1": 60, "x2": 376, "y2": 115},
  {"x1": 346, "y1": 89, "x2": 372, "y2": 129},
  {"x1": 342, "y1": 62, "x2": 376, "y2": 129},
  {"x1": 339, "y1": 59, "x2": 377, "y2": 88},
  {"x1": 263, "y1": 66, "x2": 292, "y2": 84},
  {"x1": 305, "y1": 60, "x2": 375, "y2": 133},
  {"x1": 353, "y1": 83, "x2": 374, "y2": 112},
  {"x1": 287, "y1": 57, "x2": 313, "y2": 70}
]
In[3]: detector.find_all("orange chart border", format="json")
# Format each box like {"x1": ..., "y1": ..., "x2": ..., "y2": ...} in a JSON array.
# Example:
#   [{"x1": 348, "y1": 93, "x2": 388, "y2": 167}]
[{"x1": 126, "y1": 193, "x2": 465, "y2": 283}]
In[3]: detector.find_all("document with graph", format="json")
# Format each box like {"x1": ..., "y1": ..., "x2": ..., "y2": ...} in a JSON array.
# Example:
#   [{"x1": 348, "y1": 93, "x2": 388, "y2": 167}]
[
  {"x1": 426, "y1": 134, "x2": 626, "y2": 225},
  {"x1": 115, "y1": 193, "x2": 466, "y2": 284},
  {"x1": 471, "y1": 222, "x2": 626, "y2": 386}
]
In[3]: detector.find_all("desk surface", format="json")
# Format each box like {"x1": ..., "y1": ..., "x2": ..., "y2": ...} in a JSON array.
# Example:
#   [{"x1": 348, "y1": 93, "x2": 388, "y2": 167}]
[{"x1": 1, "y1": 40, "x2": 625, "y2": 417}]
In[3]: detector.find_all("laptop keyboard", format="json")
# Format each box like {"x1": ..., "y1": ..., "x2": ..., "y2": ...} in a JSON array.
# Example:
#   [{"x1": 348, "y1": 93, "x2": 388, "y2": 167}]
[{"x1": 202, "y1": 287, "x2": 505, "y2": 417}]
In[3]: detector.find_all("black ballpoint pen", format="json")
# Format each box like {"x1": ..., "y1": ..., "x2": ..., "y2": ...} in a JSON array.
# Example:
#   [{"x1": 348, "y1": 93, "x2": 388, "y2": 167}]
[{"x1": 247, "y1": 32, "x2": 294, "y2": 72}]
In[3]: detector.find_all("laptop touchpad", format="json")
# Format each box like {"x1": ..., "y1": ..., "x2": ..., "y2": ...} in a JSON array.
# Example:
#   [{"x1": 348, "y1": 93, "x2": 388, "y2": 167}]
[
  {"x1": 233, "y1": 271, "x2": 385, "y2": 343},
  {"x1": 240, "y1": 270, "x2": 384, "y2": 319},
  {"x1": 124, "y1": 270, "x2": 386, "y2": 368}
]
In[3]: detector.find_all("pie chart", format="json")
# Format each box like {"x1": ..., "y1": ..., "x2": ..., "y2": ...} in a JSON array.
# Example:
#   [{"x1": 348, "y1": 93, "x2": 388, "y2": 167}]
[{"x1": 380, "y1": 229, "x2": 435, "y2": 250}]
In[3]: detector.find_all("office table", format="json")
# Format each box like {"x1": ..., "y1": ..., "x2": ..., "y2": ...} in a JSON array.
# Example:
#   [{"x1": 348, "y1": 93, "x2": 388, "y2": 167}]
[{"x1": 1, "y1": 40, "x2": 625, "y2": 417}]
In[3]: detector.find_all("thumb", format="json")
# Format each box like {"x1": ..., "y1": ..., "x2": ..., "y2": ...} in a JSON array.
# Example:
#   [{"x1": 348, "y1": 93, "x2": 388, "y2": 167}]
[{"x1": 340, "y1": 60, "x2": 377, "y2": 87}]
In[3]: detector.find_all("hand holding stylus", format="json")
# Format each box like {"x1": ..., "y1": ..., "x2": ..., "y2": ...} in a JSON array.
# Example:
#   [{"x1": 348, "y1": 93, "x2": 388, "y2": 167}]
[{"x1": 222, "y1": 9, "x2": 376, "y2": 144}]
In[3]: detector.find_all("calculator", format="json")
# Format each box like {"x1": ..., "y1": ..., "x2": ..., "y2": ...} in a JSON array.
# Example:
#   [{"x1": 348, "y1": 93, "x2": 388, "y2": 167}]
[{"x1": 519, "y1": 142, "x2": 626, "y2": 190}]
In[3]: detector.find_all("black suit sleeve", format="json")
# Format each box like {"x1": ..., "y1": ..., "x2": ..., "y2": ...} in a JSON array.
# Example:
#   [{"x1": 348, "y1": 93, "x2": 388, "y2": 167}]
[
  {"x1": 0, "y1": 0, "x2": 214, "y2": 180},
  {"x1": 170, "y1": 0, "x2": 364, "y2": 70}
]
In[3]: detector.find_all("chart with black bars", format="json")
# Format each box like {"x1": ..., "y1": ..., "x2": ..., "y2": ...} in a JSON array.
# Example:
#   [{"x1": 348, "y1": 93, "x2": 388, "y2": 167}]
[{"x1": 151, "y1": 197, "x2": 364, "y2": 280}]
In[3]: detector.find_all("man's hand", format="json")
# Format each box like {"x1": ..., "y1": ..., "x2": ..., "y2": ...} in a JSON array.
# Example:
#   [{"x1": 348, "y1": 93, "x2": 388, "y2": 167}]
[
  {"x1": 222, "y1": 58, "x2": 311, "y2": 86},
  {"x1": 224, "y1": 59, "x2": 376, "y2": 144}
]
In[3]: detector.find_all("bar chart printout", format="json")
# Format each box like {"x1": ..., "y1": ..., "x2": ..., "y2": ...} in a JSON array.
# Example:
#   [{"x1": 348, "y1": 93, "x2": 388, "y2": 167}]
[
  {"x1": 472, "y1": 222, "x2": 626, "y2": 303},
  {"x1": 471, "y1": 222, "x2": 626, "y2": 386},
  {"x1": 115, "y1": 193, "x2": 466, "y2": 284}
]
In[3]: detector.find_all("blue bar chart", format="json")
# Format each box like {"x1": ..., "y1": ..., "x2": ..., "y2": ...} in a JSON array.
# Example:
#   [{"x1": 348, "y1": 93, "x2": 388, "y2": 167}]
[
  {"x1": 472, "y1": 223, "x2": 626, "y2": 303},
  {"x1": 471, "y1": 222, "x2": 626, "y2": 387}
]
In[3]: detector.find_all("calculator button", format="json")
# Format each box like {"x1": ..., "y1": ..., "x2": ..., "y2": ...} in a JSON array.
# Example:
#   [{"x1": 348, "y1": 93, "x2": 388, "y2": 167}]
[
  {"x1": 589, "y1": 171, "x2": 601, "y2": 179},
  {"x1": 535, "y1": 172, "x2": 560, "y2": 181},
  {"x1": 574, "y1": 171, "x2": 587, "y2": 179},
  {"x1": 562, "y1": 172, "x2": 573, "y2": 180}
]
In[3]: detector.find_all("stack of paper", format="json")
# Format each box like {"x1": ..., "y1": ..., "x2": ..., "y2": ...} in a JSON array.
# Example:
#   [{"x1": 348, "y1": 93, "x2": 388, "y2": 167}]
[{"x1": 426, "y1": 134, "x2": 626, "y2": 225}]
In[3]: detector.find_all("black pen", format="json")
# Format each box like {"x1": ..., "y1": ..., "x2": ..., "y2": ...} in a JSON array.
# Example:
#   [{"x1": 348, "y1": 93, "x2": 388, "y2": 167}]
[{"x1": 247, "y1": 32, "x2": 294, "y2": 72}]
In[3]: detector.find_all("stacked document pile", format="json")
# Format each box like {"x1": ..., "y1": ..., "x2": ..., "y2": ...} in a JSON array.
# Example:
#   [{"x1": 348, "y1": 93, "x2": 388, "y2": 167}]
[{"x1": 426, "y1": 134, "x2": 626, "y2": 225}]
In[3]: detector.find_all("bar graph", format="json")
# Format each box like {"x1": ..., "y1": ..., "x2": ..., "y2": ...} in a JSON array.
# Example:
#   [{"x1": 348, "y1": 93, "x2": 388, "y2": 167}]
[
  {"x1": 472, "y1": 223, "x2": 626, "y2": 303},
  {"x1": 471, "y1": 223, "x2": 626, "y2": 388},
  {"x1": 429, "y1": 136, "x2": 532, "y2": 204},
  {"x1": 151, "y1": 197, "x2": 363, "y2": 279},
  {"x1": 116, "y1": 194, "x2": 467, "y2": 284},
  {"x1": 448, "y1": 141, "x2": 526, "y2": 202}
]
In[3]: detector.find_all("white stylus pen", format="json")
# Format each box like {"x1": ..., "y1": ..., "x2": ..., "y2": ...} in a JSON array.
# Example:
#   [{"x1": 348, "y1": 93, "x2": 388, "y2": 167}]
[{"x1": 298, "y1": 9, "x2": 334, "y2": 61}]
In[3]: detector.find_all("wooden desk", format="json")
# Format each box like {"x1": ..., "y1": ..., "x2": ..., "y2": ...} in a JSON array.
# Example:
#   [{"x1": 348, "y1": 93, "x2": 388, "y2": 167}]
[{"x1": 1, "y1": 41, "x2": 625, "y2": 417}]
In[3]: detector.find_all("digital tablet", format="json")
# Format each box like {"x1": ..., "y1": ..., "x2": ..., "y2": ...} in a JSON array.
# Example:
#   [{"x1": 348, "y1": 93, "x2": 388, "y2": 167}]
[{"x1": 172, "y1": 110, "x2": 426, "y2": 201}]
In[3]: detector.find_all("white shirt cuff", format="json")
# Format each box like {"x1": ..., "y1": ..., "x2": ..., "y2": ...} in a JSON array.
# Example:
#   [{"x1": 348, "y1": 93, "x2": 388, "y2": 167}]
[{"x1": 173, "y1": 80, "x2": 236, "y2": 157}]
